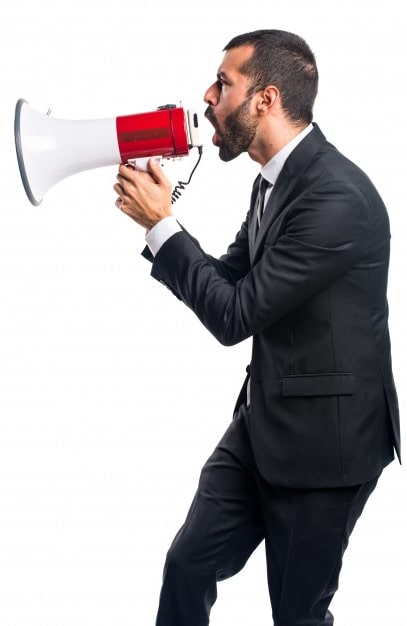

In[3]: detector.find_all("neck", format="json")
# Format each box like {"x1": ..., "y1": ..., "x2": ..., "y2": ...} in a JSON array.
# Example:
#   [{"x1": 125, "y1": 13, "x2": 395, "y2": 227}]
[{"x1": 249, "y1": 119, "x2": 308, "y2": 166}]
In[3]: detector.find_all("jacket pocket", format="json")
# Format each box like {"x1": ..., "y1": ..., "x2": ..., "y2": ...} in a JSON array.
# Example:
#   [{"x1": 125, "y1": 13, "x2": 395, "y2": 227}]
[{"x1": 282, "y1": 372, "x2": 355, "y2": 397}]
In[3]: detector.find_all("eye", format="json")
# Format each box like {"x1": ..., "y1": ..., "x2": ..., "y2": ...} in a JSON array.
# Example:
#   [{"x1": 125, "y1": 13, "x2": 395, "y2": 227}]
[{"x1": 216, "y1": 75, "x2": 228, "y2": 89}]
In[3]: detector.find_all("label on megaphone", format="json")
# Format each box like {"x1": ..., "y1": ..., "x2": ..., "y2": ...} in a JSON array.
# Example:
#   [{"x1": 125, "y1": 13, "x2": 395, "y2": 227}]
[{"x1": 116, "y1": 105, "x2": 190, "y2": 162}]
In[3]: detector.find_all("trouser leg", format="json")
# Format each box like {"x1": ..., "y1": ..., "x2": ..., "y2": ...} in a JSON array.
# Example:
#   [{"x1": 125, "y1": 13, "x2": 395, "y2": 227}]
[
  {"x1": 259, "y1": 474, "x2": 379, "y2": 626},
  {"x1": 155, "y1": 406, "x2": 264, "y2": 626}
]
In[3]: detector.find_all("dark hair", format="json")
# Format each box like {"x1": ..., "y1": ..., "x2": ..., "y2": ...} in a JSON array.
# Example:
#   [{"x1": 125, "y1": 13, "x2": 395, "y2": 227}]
[{"x1": 224, "y1": 29, "x2": 318, "y2": 125}]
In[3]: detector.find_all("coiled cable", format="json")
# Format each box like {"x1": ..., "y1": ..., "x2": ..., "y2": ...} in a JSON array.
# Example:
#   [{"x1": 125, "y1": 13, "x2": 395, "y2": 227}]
[{"x1": 171, "y1": 146, "x2": 203, "y2": 204}]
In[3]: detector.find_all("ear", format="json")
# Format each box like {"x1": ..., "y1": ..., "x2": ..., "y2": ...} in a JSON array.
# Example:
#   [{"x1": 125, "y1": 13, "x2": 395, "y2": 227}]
[{"x1": 256, "y1": 86, "x2": 279, "y2": 114}]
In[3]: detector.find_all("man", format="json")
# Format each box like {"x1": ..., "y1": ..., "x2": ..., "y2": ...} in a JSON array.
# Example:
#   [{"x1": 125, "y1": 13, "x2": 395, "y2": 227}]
[{"x1": 114, "y1": 30, "x2": 400, "y2": 626}]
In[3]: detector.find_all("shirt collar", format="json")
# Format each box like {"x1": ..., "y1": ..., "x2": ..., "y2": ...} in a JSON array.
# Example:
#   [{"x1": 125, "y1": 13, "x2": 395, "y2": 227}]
[{"x1": 261, "y1": 123, "x2": 313, "y2": 186}]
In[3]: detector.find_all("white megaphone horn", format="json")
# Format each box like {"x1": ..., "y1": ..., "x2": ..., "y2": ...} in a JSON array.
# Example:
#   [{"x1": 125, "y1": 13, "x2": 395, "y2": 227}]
[{"x1": 14, "y1": 99, "x2": 203, "y2": 206}]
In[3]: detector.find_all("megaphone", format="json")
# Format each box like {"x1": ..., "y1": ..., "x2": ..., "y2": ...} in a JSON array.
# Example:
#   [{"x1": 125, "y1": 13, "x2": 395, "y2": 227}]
[{"x1": 14, "y1": 99, "x2": 203, "y2": 206}]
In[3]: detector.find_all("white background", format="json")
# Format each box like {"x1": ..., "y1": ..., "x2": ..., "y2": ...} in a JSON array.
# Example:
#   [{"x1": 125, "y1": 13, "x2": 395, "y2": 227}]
[{"x1": 0, "y1": 1, "x2": 406, "y2": 624}]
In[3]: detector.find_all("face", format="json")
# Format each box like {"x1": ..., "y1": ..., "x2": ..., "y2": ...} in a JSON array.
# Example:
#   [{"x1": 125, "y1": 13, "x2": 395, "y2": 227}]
[{"x1": 204, "y1": 45, "x2": 258, "y2": 162}]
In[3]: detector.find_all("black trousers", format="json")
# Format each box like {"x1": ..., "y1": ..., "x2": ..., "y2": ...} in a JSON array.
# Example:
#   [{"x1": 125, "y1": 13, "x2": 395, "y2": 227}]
[{"x1": 155, "y1": 404, "x2": 379, "y2": 626}]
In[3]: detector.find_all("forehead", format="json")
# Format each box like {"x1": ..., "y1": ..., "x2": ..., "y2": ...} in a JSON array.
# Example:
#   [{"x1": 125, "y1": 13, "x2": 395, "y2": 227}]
[{"x1": 217, "y1": 44, "x2": 254, "y2": 78}]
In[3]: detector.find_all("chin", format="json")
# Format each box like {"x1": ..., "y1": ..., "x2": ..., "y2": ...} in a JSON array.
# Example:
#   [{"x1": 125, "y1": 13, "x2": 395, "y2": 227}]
[{"x1": 219, "y1": 146, "x2": 241, "y2": 162}]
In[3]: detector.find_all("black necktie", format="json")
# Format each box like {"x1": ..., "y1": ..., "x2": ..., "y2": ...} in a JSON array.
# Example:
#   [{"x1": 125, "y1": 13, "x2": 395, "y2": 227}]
[{"x1": 256, "y1": 176, "x2": 271, "y2": 229}]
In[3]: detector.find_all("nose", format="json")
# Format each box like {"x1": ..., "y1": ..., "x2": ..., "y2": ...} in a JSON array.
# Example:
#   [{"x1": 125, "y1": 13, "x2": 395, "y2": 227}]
[{"x1": 204, "y1": 82, "x2": 219, "y2": 106}]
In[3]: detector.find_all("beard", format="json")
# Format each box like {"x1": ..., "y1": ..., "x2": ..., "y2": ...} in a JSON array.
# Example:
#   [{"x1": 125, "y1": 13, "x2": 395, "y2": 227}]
[{"x1": 205, "y1": 98, "x2": 257, "y2": 162}]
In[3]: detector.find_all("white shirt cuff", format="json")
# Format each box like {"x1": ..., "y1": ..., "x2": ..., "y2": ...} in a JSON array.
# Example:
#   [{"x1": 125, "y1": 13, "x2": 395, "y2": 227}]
[{"x1": 145, "y1": 216, "x2": 182, "y2": 256}]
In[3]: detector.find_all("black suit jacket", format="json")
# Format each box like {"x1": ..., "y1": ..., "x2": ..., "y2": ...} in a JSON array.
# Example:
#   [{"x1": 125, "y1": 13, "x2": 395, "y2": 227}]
[{"x1": 144, "y1": 124, "x2": 400, "y2": 488}]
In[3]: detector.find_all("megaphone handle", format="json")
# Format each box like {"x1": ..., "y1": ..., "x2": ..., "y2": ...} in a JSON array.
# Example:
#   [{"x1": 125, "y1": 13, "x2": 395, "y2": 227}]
[{"x1": 126, "y1": 156, "x2": 162, "y2": 171}]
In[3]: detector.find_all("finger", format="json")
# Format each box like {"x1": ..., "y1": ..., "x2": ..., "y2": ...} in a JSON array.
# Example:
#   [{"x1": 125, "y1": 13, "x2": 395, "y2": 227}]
[
  {"x1": 147, "y1": 158, "x2": 168, "y2": 184},
  {"x1": 115, "y1": 173, "x2": 130, "y2": 188},
  {"x1": 148, "y1": 158, "x2": 163, "y2": 176},
  {"x1": 118, "y1": 163, "x2": 138, "y2": 183}
]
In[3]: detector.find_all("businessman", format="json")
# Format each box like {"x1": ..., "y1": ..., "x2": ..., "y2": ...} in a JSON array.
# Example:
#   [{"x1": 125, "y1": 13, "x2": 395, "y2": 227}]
[{"x1": 113, "y1": 29, "x2": 400, "y2": 626}]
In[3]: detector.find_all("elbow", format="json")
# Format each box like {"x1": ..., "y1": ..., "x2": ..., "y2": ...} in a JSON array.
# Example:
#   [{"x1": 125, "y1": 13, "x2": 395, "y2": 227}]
[
  {"x1": 218, "y1": 335, "x2": 236, "y2": 347},
  {"x1": 217, "y1": 327, "x2": 247, "y2": 347}
]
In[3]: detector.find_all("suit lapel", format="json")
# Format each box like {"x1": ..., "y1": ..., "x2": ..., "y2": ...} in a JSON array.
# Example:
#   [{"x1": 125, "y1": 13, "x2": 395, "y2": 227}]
[
  {"x1": 250, "y1": 124, "x2": 328, "y2": 265},
  {"x1": 252, "y1": 169, "x2": 291, "y2": 262}
]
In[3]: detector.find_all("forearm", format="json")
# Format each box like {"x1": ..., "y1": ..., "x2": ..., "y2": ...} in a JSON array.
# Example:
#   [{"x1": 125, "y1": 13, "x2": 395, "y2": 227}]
[{"x1": 144, "y1": 214, "x2": 251, "y2": 284}]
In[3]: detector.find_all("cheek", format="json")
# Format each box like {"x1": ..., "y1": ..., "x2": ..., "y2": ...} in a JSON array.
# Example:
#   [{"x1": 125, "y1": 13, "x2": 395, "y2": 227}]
[
  {"x1": 217, "y1": 95, "x2": 234, "y2": 120},
  {"x1": 220, "y1": 90, "x2": 245, "y2": 113}
]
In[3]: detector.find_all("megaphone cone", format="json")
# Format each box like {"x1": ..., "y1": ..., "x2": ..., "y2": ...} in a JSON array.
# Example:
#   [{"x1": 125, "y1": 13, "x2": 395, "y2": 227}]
[{"x1": 14, "y1": 99, "x2": 202, "y2": 205}]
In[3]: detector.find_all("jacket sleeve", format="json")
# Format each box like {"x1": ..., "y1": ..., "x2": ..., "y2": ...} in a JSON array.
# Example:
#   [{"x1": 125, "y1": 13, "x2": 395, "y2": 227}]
[
  {"x1": 142, "y1": 214, "x2": 252, "y2": 286},
  {"x1": 149, "y1": 181, "x2": 370, "y2": 346}
]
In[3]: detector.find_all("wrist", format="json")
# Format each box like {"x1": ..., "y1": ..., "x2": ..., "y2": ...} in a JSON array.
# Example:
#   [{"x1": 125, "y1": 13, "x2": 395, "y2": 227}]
[{"x1": 145, "y1": 216, "x2": 182, "y2": 256}]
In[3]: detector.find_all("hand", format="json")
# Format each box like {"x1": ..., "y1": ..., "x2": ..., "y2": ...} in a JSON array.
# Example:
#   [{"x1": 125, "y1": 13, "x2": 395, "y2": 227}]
[{"x1": 114, "y1": 159, "x2": 173, "y2": 231}]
